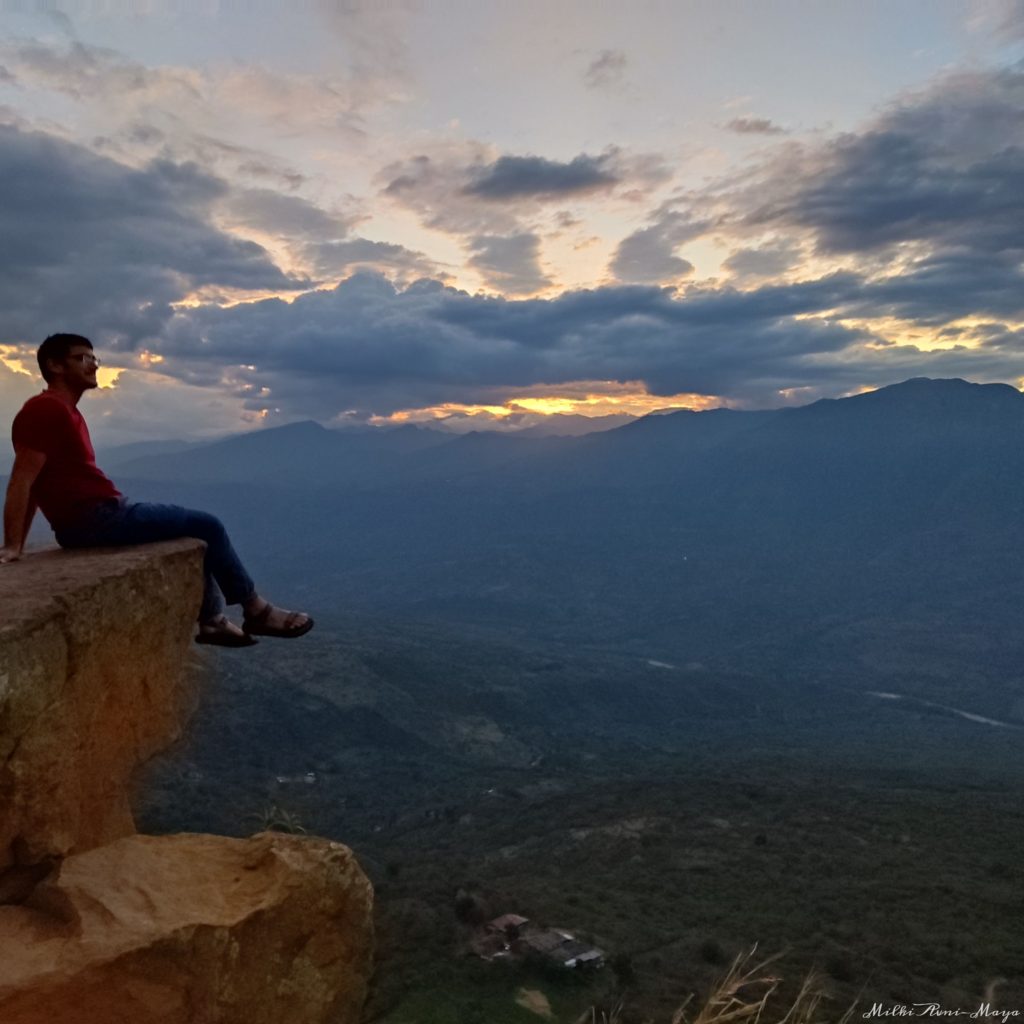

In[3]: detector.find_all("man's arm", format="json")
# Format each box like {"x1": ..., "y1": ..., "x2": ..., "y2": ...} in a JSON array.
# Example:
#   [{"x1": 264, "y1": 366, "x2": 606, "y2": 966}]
[{"x1": 1, "y1": 447, "x2": 46, "y2": 564}]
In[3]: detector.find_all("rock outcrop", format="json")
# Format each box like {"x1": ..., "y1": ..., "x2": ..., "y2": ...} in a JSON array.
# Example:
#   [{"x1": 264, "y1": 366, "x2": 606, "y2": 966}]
[
  {"x1": 0, "y1": 543, "x2": 374, "y2": 1024},
  {"x1": 0, "y1": 542, "x2": 204, "y2": 870},
  {"x1": 0, "y1": 831, "x2": 374, "y2": 1024}
]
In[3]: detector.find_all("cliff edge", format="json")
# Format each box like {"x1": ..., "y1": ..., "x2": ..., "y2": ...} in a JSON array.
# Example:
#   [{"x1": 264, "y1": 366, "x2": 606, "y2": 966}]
[
  {"x1": 0, "y1": 542, "x2": 204, "y2": 870},
  {"x1": 0, "y1": 543, "x2": 374, "y2": 1024}
]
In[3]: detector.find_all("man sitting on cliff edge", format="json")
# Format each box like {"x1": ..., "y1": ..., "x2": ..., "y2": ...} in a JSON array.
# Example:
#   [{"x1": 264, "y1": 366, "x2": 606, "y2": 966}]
[{"x1": 0, "y1": 333, "x2": 313, "y2": 648}]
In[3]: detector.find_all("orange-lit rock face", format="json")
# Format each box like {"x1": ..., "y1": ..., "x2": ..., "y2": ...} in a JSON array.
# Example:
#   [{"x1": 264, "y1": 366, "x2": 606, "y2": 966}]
[
  {"x1": 0, "y1": 831, "x2": 375, "y2": 1024},
  {"x1": 0, "y1": 542, "x2": 205, "y2": 869}
]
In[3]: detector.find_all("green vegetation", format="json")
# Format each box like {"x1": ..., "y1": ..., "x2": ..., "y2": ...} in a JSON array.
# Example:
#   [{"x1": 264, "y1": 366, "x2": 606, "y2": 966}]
[
  {"x1": 119, "y1": 380, "x2": 1024, "y2": 1020},
  {"x1": 372, "y1": 959, "x2": 598, "y2": 1024},
  {"x1": 135, "y1": 612, "x2": 1024, "y2": 1021}
]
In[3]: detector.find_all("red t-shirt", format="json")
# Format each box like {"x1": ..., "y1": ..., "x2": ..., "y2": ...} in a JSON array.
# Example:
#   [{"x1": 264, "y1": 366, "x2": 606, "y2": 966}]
[{"x1": 11, "y1": 392, "x2": 122, "y2": 531}]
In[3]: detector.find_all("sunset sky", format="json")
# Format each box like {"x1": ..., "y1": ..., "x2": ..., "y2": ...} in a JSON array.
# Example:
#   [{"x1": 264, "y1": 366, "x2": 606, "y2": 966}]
[{"x1": 1, "y1": 0, "x2": 1023, "y2": 443}]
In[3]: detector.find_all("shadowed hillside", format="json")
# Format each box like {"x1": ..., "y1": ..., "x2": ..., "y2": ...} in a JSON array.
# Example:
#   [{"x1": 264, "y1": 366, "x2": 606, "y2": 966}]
[
  {"x1": 106, "y1": 378, "x2": 1024, "y2": 1021},
  {"x1": 103, "y1": 378, "x2": 1024, "y2": 722}
]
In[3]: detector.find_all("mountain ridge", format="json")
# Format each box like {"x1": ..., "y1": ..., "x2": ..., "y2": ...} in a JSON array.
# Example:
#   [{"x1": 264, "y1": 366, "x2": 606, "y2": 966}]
[{"x1": 108, "y1": 376, "x2": 1020, "y2": 486}]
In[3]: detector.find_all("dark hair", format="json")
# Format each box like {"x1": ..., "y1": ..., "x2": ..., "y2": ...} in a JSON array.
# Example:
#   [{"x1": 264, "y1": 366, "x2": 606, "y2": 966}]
[{"x1": 37, "y1": 333, "x2": 93, "y2": 383}]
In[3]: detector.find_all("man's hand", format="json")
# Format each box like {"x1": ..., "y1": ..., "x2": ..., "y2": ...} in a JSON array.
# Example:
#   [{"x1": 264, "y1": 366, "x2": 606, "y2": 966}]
[{"x1": 3, "y1": 446, "x2": 45, "y2": 561}]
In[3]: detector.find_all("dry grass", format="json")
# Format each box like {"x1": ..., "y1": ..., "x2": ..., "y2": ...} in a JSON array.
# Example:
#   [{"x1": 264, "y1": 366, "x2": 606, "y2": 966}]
[
  {"x1": 579, "y1": 947, "x2": 859, "y2": 1024},
  {"x1": 247, "y1": 804, "x2": 308, "y2": 834}
]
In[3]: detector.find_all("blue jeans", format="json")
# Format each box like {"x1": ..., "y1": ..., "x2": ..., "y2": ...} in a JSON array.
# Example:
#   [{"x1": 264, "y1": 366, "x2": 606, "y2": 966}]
[{"x1": 57, "y1": 499, "x2": 256, "y2": 623}]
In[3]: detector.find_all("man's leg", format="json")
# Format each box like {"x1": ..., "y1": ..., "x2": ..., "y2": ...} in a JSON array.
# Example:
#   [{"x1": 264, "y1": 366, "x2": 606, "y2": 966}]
[
  {"x1": 117, "y1": 503, "x2": 256, "y2": 620},
  {"x1": 58, "y1": 500, "x2": 311, "y2": 639},
  {"x1": 59, "y1": 501, "x2": 253, "y2": 623}
]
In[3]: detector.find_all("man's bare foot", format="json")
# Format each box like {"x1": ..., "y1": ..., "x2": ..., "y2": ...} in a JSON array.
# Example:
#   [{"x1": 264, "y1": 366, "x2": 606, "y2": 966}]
[
  {"x1": 242, "y1": 598, "x2": 314, "y2": 638},
  {"x1": 196, "y1": 614, "x2": 258, "y2": 647}
]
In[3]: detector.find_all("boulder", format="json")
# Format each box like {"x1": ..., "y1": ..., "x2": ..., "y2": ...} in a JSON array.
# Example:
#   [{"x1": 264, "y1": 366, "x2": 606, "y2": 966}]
[{"x1": 0, "y1": 831, "x2": 374, "y2": 1024}]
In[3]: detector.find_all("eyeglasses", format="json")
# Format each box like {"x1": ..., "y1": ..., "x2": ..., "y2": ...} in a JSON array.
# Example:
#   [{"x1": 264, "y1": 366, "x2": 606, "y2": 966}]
[{"x1": 69, "y1": 353, "x2": 101, "y2": 366}]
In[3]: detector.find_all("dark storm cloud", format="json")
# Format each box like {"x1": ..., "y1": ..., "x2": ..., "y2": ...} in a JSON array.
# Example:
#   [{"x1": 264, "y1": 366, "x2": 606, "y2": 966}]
[
  {"x1": 584, "y1": 49, "x2": 627, "y2": 89},
  {"x1": 724, "y1": 117, "x2": 786, "y2": 135},
  {"x1": 660, "y1": 64, "x2": 1024, "y2": 328},
  {"x1": 309, "y1": 238, "x2": 443, "y2": 281},
  {"x1": 837, "y1": 250, "x2": 1024, "y2": 323},
  {"x1": 220, "y1": 187, "x2": 356, "y2": 241},
  {"x1": 0, "y1": 123, "x2": 305, "y2": 348},
  {"x1": 150, "y1": 263, "x2": 1024, "y2": 421},
  {"x1": 145, "y1": 268, "x2": 942, "y2": 419},
  {"x1": 466, "y1": 234, "x2": 551, "y2": 295},
  {"x1": 722, "y1": 243, "x2": 802, "y2": 282},
  {"x1": 741, "y1": 67, "x2": 1024, "y2": 260},
  {"x1": 380, "y1": 146, "x2": 667, "y2": 238},
  {"x1": 5, "y1": 48, "x2": 1022, "y2": 423},
  {"x1": 462, "y1": 153, "x2": 620, "y2": 200},
  {"x1": 219, "y1": 189, "x2": 439, "y2": 280},
  {"x1": 609, "y1": 212, "x2": 707, "y2": 284},
  {"x1": 144, "y1": 203, "x2": 1024, "y2": 416}
]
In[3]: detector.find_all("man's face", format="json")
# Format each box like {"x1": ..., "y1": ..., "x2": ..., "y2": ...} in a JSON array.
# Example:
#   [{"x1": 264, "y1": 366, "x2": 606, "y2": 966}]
[{"x1": 55, "y1": 345, "x2": 100, "y2": 391}]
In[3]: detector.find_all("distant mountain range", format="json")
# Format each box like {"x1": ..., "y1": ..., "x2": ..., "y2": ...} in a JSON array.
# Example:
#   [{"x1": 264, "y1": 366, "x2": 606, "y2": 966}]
[
  {"x1": 0, "y1": 410, "x2": 634, "y2": 474},
  {"x1": 78, "y1": 377, "x2": 1023, "y2": 722},
  {"x1": 7, "y1": 378, "x2": 1024, "y2": 719},
  {"x1": 109, "y1": 375, "x2": 1024, "y2": 492}
]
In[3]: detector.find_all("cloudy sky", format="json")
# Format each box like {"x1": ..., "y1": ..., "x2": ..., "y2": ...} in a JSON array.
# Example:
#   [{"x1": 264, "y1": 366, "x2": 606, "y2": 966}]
[{"x1": 1, "y1": 0, "x2": 1024, "y2": 443}]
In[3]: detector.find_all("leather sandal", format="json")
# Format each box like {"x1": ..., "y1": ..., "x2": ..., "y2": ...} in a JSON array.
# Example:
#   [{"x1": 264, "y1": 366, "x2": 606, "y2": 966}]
[
  {"x1": 243, "y1": 602, "x2": 314, "y2": 639},
  {"x1": 195, "y1": 617, "x2": 259, "y2": 647}
]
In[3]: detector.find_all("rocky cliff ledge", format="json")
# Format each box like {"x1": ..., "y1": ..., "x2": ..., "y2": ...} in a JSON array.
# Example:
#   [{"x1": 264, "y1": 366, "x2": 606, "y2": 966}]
[
  {"x1": 0, "y1": 543, "x2": 374, "y2": 1024},
  {"x1": 0, "y1": 542, "x2": 204, "y2": 870}
]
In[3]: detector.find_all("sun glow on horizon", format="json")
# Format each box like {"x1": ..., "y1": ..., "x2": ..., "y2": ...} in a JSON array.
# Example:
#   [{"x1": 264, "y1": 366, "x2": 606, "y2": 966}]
[{"x1": 368, "y1": 383, "x2": 725, "y2": 429}]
